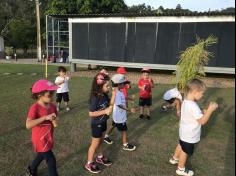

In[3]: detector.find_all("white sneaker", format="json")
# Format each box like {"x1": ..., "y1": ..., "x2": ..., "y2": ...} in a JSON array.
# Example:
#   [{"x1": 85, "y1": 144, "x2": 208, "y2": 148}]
[
  {"x1": 176, "y1": 168, "x2": 194, "y2": 176},
  {"x1": 169, "y1": 157, "x2": 179, "y2": 165},
  {"x1": 66, "y1": 107, "x2": 70, "y2": 111}
]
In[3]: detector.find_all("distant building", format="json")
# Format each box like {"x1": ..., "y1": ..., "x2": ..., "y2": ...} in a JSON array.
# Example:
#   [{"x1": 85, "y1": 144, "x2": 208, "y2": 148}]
[{"x1": 0, "y1": 36, "x2": 4, "y2": 59}]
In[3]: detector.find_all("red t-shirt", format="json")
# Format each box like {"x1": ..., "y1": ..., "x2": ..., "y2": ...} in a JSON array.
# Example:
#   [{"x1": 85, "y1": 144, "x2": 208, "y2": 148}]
[
  {"x1": 138, "y1": 78, "x2": 154, "y2": 98},
  {"x1": 121, "y1": 84, "x2": 130, "y2": 98},
  {"x1": 27, "y1": 103, "x2": 57, "y2": 152}
]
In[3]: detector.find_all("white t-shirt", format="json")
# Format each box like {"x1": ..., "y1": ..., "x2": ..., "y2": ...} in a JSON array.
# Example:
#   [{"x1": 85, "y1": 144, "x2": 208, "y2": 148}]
[
  {"x1": 55, "y1": 76, "x2": 70, "y2": 93},
  {"x1": 112, "y1": 90, "x2": 127, "y2": 124},
  {"x1": 163, "y1": 88, "x2": 182, "y2": 101},
  {"x1": 179, "y1": 100, "x2": 203, "y2": 144}
]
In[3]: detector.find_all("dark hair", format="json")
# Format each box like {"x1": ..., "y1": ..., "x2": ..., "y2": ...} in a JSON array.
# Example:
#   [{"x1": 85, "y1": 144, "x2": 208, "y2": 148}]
[
  {"x1": 58, "y1": 66, "x2": 67, "y2": 73},
  {"x1": 89, "y1": 74, "x2": 110, "y2": 103},
  {"x1": 31, "y1": 90, "x2": 55, "y2": 100},
  {"x1": 186, "y1": 79, "x2": 206, "y2": 93}
]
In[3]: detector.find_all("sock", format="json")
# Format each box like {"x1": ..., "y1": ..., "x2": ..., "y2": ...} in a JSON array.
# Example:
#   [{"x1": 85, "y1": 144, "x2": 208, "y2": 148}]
[
  {"x1": 123, "y1": 143, "x2": 128, "y2": 147},
  {"x1": 105, "y1": 134, "x2": 109, "y2": 138},
  {"x1": 98, "y1": 155, "x2": 103, "y2": 159},
  {"x1": 87, "y1": 161, "x2": 93, "y2": 165},
  {"x1": 178, "y1": 167, "x2": 185, "y2": 171}
]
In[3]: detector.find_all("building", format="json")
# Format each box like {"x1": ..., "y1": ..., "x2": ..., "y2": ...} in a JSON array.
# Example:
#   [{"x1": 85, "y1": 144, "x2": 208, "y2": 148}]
[{"x1": 47, "y1": 12, "x2": 235, "y2": 74}]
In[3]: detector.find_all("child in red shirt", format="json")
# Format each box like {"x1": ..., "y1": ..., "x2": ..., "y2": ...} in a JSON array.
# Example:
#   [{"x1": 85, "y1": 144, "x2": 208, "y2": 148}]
[
  {"x1": 26, "y1": 80, "x2": 59, "y2": 176},
  {"x1": 138, "y1": 68, "x2": 154, "y2": 120}
]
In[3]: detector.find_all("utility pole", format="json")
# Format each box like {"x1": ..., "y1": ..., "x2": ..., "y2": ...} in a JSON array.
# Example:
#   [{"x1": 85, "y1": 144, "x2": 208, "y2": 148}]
[{"x1": 35, "y1": 0, "x2": 42, "y2": 62}]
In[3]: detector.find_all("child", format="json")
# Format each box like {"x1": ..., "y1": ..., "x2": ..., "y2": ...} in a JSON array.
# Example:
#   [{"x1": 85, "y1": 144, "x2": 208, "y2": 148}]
[
  {"x1": 138, "y1": 68, "x2": 154, "y2": 120},
  {"x1": 26, "y1": 80, "x2": 59, "y2": 176},
  {"x1": 55, "y1": 66, "x2": 70, "y2": 112},
  {"x1": 85, "y1": 73, "x2": 113, "y2": 174},
  {"x1": 106, "y1": 74, "x2": 136, "y2": 151},
  {"x1": 104, "y1": 67, "x2": 132, "y2": 145},
  {"x1": 169, "y1": 79, "x2": 218, "y2": 176},
  {"x1": 162, "y1": 87, "x2": 183, "y2": 117}
]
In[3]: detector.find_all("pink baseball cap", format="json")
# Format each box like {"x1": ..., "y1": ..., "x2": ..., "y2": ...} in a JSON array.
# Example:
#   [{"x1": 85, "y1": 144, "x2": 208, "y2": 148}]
[
  {"x1": 141, "y1": 68, "x2": 151, "y2": 73},
  {"x1": 32, "y1": 80, "x2": 58, "y2": 94}
]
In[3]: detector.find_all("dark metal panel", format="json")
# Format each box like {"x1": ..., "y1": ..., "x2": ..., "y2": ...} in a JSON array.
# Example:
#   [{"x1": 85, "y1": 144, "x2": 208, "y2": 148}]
[
  {"x1": 134, "y1": 23, "x2": 157, "y2": 63},
  {"x1": 155, "y1": 23, "x2": 180, "y2": 65},
  {"x1": 106, "y1": 23, "x2": 126, "y2": 62},
  {"x1": 89, "y1": 23, "x2": 107, "y2": 60},
  {"x1": 72, "y1": 23, "x2": 88, "y2": 59},
  {"x1": 126, "y1": 23, "x2": 136, "y2": 62}
]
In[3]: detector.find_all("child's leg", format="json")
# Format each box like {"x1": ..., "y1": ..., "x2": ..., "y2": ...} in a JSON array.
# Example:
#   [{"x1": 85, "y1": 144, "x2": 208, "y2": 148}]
[
  {"x1": 105, "y1": 125, "x2": 115, "y2": 136},
  {"x1": 140, "y1": 106, "x2": 144, "y2": 115},
  {"x1": 30, "y1": 153, "x2": 44, "y2": 172},
  {"x1": 42, "y1": 150, "x2": 58, "y2": 176},
  {"x1": 97, "y1": 133, "x2": 105, "y2": 156},
  {"x1": 178, "y1": 150, "x2": 188, "y2": 169},
  {"x1": 88, "y1": 137, "x2": 101, "y2": 162},
  {"x1": 122, "y1": 131, "x2": 128, "y2": 145},
  {"x1": 173, "y1": 144, "x2": 182, "y2": 160},
  {"x1": 146, "y1": 106, "x2": 151, "y2": 116}
]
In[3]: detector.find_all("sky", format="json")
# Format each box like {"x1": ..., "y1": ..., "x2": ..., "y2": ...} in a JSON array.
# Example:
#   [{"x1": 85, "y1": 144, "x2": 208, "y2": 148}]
[{"x1": 124, "y1": 0, "x2": 235, "y2": 12}]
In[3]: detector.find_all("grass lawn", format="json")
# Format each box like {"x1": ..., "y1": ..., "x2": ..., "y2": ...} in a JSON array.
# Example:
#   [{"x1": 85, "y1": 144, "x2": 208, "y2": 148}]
[{"x1": 0, "y1": 64, "x2": 235, "y2": 176}]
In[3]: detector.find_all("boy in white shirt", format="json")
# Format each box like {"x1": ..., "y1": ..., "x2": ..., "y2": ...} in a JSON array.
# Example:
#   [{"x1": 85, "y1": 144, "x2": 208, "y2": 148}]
[
  {"x1": 169, "y1": 79, "x2": 218, "y2": 176},
  {"x1": 110, "y1": 74, "x2": 136, "y2": 151},
  {"x1": 55, "y1": 66, "x2": 70, "y2": 112},
  {"x1": 162, "y1": 87, "x2": 183, "y2": 117}
]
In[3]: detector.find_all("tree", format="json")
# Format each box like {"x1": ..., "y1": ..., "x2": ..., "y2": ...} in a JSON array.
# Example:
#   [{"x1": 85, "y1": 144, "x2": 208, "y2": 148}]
[
  {"x1": 45, "y1": 0, "x2": 127, "y2": 14},
  {"x1": 7, "y1": 19, "x2": 36, "y2": 53},
  {"x1": 176, "y1": 4, "x2": 182, "y2": 10},
  {"x1": 128, "y1": 3, "x2": 153, "y2": 13},
  {"x1": 175, "y1": 35, "x2": 218, "y2": 90}
]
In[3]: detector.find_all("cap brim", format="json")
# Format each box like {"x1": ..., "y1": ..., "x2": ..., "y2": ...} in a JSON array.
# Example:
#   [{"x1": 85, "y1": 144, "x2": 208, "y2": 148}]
[{"x1": 47, "y1": 86, "x2": 58, "y2": 91}]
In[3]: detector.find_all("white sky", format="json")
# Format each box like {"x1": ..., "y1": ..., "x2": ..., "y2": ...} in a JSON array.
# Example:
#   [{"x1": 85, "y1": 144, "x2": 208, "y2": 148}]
[{"x1": 125, "y1": 0, "x2": 235, "y2": 11}]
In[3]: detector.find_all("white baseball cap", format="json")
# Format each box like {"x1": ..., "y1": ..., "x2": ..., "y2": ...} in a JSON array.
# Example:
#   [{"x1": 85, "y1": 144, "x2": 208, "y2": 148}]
[{"x1": 111, "y1": 74, "x2": 127, "y2": 84}]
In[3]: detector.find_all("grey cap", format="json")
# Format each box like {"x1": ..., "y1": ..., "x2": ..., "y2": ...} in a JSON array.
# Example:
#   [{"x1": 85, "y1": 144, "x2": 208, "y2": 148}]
[{"x1": 111, "y1": 74, "x2": 127, "y2": 84}]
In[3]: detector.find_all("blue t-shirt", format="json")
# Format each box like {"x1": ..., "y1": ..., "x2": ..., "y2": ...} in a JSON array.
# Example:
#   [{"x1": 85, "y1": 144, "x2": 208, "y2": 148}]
[{"x1": 89, "y1": 94, "x2": 110, "y2": 124}]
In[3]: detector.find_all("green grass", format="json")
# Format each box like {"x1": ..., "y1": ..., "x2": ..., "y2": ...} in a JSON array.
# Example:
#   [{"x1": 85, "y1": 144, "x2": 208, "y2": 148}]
[{"x1": 0, "y1": 64, "x2": 235, "y2": 176}]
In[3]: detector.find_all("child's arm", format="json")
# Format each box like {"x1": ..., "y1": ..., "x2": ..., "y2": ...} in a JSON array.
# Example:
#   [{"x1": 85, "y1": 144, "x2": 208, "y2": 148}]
[
  {"x1": 117, "y1": 105, "x2": 136, "y2": 113},
  {"x1": 26, "y1": 113, "x2": 56, "y2": 129},
  {"x1": 149, "y1": 78, "x2": 154, "y2": 88},
  {"x1": 89, "y1": 108, "x2": 111, "y2": 118},
  {"x1": 55, "y1": 77, "x2": 65, "y2": 86},
  {"x1": 197, "y1": 102, "x2": 218, "y2": 125}
]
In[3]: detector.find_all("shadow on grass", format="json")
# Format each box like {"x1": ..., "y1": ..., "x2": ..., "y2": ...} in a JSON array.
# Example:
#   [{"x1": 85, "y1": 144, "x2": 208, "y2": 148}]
[{"x1": 223, "y1": 106, "x2": 235, "y2": 175}]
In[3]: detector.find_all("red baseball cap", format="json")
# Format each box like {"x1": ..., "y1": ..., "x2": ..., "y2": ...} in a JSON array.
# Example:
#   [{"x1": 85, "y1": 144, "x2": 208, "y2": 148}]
[
  {"x1": 117, "y1": 67, "x2": 126, "y2": 74},
  {"x1": 32, "y1": 80, "x2": 58, "y2": 94},
  {"x1": 141, "y1": 68, "x2": 151, "y2": 73}
]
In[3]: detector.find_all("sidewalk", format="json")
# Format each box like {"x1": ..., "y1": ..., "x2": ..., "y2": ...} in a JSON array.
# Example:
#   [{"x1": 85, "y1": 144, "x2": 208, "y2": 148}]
[{"x1": 0, "y1": 58, "x2": 70, "y2": 66}]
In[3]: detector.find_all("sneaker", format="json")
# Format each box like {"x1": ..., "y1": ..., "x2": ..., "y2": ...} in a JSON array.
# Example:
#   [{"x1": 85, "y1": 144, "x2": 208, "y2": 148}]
[
  {"x1": 169, "y1": 157, "x2": 179, "y2": 165},
  {"x1": 104, "y1": 137, "x2": 113, "y2": 145},
  {"x1": 176, "y1": 168, "x2": 194, "y2": 176},
  {"x1": 123, "y1": 143, "x2": 136, "y2": 151},
  {"x1": 139, "y1": 114, "x2": 144, "y2": 119},
  {"x1": 161, "y1": 105, "x2": 168, "y2": 111},
  {"x1": 146, "y1": 115, "x2": 151, "y2": 120},
  {"x1": 96, "y1": 156, "x2": 112, "y2": 167},
  {"x1": 26, "y1": 166, "x2": 38, "y2": 176},
  {"x1": 84, "y1": 162, "x2": 101, "y2": 174},
  {"x1": 66, "y1": 107, "x2": 70, "y2": 111}
]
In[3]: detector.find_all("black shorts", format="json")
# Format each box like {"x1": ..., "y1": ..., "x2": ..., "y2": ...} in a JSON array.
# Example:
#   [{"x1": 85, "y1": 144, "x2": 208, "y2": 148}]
[
  {"x1": 165, "y1": 98, "x2": 177, "y2": 104},
  {"x1": 112, "y1": 121, "x2": 128, "y2": 132},
  {"x1": 56, "y1": 92, "x2": 69, "y2": 103},
  {"x1": 139, "y1": 98, "x2": 152, "y2": 107},
  {"x1": 91, "y1": 122, "x2": 107, "y2": 138},
  {"x1": 179, "y1": 140, "x2": 196, "y2": 156}
]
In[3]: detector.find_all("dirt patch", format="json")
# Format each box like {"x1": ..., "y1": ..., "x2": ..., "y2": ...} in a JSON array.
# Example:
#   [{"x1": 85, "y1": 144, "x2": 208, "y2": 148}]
[{"x1": 70, "y1": 70, "x2": 235, "y2": 88}]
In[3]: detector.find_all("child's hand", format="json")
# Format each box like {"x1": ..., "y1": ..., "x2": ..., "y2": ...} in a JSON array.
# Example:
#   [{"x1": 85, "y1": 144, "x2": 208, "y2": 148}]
[
  {"x1": 208, "y1": 102, "x2": 219, "y2": 112},
  {"x1": 45, "y1": 113, "x2": 57, "y2": 121},
  {"x1": 130, "y1": 108, "x2": 136, "y2": 114},
  {"x1": 105, "y1": 107, "x2": 113, "y2": 116}
]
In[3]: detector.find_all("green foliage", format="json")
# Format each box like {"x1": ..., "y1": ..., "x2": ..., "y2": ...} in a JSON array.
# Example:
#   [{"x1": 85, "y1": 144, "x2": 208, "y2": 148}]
[
  {"x1": 7, "y1": 19, "x2": 36, "y2": 51},
  {"x1": 5, "y1": 47, "x2": 13, "y2": 56},
  {"x1": 128, "y1": 3, "x2": 153, "y2": 13},
  {"x1": 45, "y1": 0, "x2": 127, "y2": 15},
  {"x1": 176, "y1": 35, "x2": 218, "y2": 90}
]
